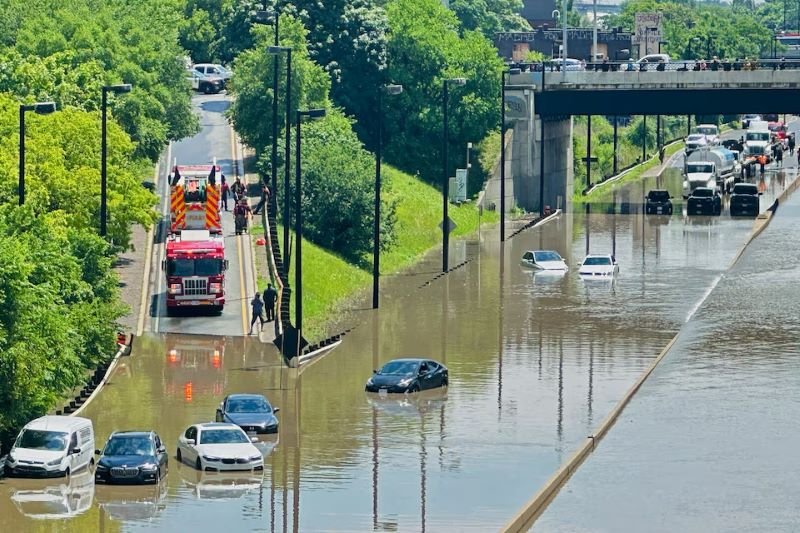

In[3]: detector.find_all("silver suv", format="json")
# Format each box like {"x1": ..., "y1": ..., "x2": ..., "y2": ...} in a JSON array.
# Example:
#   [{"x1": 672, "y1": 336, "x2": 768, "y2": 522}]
[{"x1": 193, "y1": 64, "x2": 232, "y2": 88}]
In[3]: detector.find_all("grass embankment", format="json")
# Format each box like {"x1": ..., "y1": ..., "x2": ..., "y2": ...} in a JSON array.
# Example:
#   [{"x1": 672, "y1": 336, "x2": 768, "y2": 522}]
[{"x1": 254, "y1": 165, "x2": 498, "y2": 340}]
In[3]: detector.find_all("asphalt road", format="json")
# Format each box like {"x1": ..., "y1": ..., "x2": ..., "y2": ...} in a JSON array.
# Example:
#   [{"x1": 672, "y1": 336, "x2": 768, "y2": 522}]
[{"x1": 147, "y1": 93, "x2": 258, "y2": 337}]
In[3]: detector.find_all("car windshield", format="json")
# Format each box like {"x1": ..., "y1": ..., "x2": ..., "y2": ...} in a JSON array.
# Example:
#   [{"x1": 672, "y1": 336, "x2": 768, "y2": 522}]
[
  {"x1": 746, "y1": 132, "x2": 770, "y2": 142},
  {"x1": 16, "y1": 430, "x2": 68, "y2": 451},
  {"x1": 648, "y1": 191, "x2": 669, "y2": 201},
  {"x1": 199, "y1": 429, "x2": 250, "y2": 445},
  {"x1": 696, "y1": 127, "x2": 717, "y2": 135},
  {"x1": 687, "y1": 164, "x2": 713, "y2": 173},
  {"x1": 733, "y1": 185, "x2": 758, "y2": 195},
  {"x1": 104, "y1": 436, "x2": 154, "y2": 456},
  {"x1": 379, "y1": 360, "x2": 419, "y2": 375},
  {"x1": 167, "y1": 258, "x2": 223, "y2": 276},
  {"x1": 687, "y1": 135, "x2": 705, "y2": 142},
  {"x1": 583, "y1": 257, "x2": 612, "y2": 266},
  {"x1": 693, "y1": 189, "x2": 713, "y2": 197},
  {"x1": 533, "y1": 251, "x2": 562, "y2": 262},
  {"x1": 227, "y1": 398, "x2": 271, "y2": 413}
]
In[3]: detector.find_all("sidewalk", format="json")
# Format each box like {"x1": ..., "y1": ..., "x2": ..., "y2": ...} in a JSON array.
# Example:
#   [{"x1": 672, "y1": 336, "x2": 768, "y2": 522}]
[{"x1": 114, "y1": 224, "x2": 148, "y2": 333}]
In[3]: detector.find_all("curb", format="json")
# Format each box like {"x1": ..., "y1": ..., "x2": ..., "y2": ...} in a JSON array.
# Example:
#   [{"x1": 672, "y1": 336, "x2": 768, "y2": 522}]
[{"x1": 501, "y1": 173, "x2": 800, "y2": 533}]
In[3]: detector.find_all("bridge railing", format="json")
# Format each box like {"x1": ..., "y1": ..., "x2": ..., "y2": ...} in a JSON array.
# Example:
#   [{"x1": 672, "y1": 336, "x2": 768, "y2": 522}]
[{"x1": 507, "y1": 60, "x2": 800, "y2": 90}]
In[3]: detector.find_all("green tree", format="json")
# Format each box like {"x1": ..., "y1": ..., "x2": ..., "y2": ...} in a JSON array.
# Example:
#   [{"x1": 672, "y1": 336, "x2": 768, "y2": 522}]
[
  {"x1": 449, "y1": 0, "x2": 530, "y2": 38},
  {"x1": 384, "y1": 0, "x2": 504, "y2": 185}
]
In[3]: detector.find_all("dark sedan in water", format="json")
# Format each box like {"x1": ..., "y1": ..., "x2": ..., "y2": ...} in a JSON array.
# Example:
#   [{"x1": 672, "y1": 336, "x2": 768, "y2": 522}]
[
  {"x1": 687, "y1": 187, "x2": 721, "y2": 216},
  {"x1": 729, "y1": 183, "x2": 761, "y2": 217},
  {"x1": 216, "y1": 394, "x2": 279, "y2": 434},
  {"x1": 95, "y1": 431, "x2": 168, "y2": 484},
  {"x1": 365, "y1": 358, "x2": 449, "y2": 394}
]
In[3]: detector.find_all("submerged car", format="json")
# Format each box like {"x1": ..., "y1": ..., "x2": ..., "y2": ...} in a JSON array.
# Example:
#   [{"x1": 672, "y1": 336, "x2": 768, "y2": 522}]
[
  {"x1": 684, "y1": 134, "x2": 708, "y2": 154},
  {"x1": 216, "y1": 394, "x2": 279, "y2": 434},
  {"x1": 645, "y1": 190, "x2": 673, "y2": 215},
  {"x1": 729, "y1": 183, "x2": 761, "y2": 217},
  {"x1": 365, "y1": 358, "x2": 449, "y2": 394},
  {"x1": 578, "y1": 254, "x2": 619, "y2": 278},
  {"x1": 687, "y1": 187, "x2": 721, "y2": 216},
  {"x1": 176, "y1": 423, "x2": 263, "y2": 472},
  {"x1": 520, "y1": 250, "x2": 568, "y2": 271},
  {"x1": 95, "y1": 431, "x2": 168, "y2": 485}
]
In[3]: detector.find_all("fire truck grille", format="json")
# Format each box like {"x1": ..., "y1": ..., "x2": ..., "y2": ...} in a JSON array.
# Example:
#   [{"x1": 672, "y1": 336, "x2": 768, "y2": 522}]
[{"x1": 183, "y1": 278, "x2": 208, "y2": 295}]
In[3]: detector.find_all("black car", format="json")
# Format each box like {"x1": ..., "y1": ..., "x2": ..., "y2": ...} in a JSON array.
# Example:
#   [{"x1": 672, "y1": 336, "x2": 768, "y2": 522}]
[
  {"x1": 95, "y1": 431, "x2": 168, "y2": 484},
  {"x1": 645, "y1": 189, "x2": 673, "y2": 215},
  {"x1": 365, "y1": 358, "x2": 449, "y2": 394},
  {"x1": 729, "y1": 183, "x2": 761, "y2": 216},
  {"x1": 216, "y1": 394, "x2": 279, "y2": 434},
  {"x1": 687, "y1": 187, "x2": 721, "y2": 216}
]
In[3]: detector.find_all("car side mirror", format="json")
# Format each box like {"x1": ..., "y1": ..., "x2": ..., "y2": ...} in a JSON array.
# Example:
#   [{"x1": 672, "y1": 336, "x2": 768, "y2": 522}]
[
  {"x1": 758, "y1": 192, "x2": 763, "y2": 196},
  {"x1": 94, "y1": 449, "x2": 101, "y2": 455},
  {"x1": 373, "y1": 369, "x2": 378, "y2": 374},
  {"x1": 72, "y1": 448, "x2": 81, "y2": 455},
  {"x1": 223, "y1": 260, "x2": 230, "y2": 271},
  {"x1": 186, "y1": 439, "x2": 195, "y2": 445},
  {"x1": 250, "y1": 437, "x2": 259, "y2": 443},
  {"x1": 272, "y1": 407, "x2": 280, "y2": 413},
  {"x1": 157, "y1": 446, "x2": 166, "y2": 453}
]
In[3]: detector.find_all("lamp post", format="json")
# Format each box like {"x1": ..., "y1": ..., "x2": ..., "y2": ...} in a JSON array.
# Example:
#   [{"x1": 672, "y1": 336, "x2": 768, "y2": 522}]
[
  {"x1": 269, "y1": 45, "x2": 293, "y2": 278},
  {"x1": 561, "y1": 0, "x2": 568, "y2": 83},
  {"x1": 500, "y1": 68, "x2": 520, "y2": 242},
  {"x1": 442, "y1": 77, "x2": 467, "y2": 273},
  {"x1": 101, "y1": 84, "x2": 132, "y2": 237},
  {"x1": 294, "y1": 108, "x2": 326, "y2": 340},
  {"x1": 19, "y1": 101, "x2": 56, "y2": 206},
  {"x1": 255, "y1": 6, "x2": 282, "y2": 214},
  {"x1": 373, "y1": 84, "x2": 403, "y2": 310}
]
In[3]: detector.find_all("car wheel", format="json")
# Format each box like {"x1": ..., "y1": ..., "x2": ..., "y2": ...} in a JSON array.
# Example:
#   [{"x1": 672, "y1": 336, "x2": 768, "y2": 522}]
[
  {"x1": 408, "y1": 383, "x2": 420, "y2": 394},
  {"x1": 195, "y1": 457, "x2": 202, "y2": 470},
  {"x1": 443, "y1": 377, "x2": 449, "y2": 387},
  {"x1": 203, "y1": 84, "x2": 212, "y2": 94},
  {"x1": 64, "y1": 467, "x2": 70, "y2": 478},
  {"x1": 176, "y1": 449, "x2": 182, "y2": 463},
  {"x1": 667, "y1": 206, "x2": 673, "y2": 215}
]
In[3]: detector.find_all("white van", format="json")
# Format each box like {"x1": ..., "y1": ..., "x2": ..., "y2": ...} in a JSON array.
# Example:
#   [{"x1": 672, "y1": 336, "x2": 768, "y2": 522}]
[{"x1": 5, "y1": 416, "x2": 95, "y2": 478}]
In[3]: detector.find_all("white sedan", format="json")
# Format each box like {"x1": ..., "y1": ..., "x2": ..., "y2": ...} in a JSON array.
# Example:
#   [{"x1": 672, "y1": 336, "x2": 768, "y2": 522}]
[
  {"x1": 520, "y1": 250, "x2": 568, "y2": 271},
  {"x1": 578, "y1": 255, "x2": 619, "y2": 278},
  {"x1": 176, "y1": 423, "x2": 263, "y2": 472}
]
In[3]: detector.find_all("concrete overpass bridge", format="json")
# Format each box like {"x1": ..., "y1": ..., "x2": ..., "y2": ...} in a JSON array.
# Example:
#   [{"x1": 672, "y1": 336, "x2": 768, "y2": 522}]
[{"x1": 498, "y1": 64, "x2": 800, "y2": 214}]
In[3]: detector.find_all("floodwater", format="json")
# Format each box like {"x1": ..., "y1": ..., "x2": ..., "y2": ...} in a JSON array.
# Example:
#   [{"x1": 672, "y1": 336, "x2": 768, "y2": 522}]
[
  {"x1": 534, "y1": 191, "x2": 800, "y2": 533},
  {"x1": 0, "y1": 195, "x2": 777, "y2": 531}
]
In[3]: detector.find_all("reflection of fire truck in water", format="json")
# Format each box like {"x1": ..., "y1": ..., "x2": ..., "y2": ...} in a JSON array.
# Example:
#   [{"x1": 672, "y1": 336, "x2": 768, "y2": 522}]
[
  {"x1": 163, "y1": 230, "x2": 228, "y2": 313},
  {"x1": 164, "y1": 336, "x2": 226, "y2": 400},
  {"x1": 169, "y1": 163, "x2": 222, "y2": 234}
]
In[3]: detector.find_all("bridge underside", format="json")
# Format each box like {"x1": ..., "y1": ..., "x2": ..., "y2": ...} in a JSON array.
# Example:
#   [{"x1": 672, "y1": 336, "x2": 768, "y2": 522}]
[{"x1": 535, "y1": 88, "x2": 800, "y2": 117}]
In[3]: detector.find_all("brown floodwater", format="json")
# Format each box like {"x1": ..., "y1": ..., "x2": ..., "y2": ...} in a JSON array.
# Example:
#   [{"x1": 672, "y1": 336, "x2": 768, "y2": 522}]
[
  {"x1": 534, "y1": 190, "x2": 800, "y2": 533},
  {"x1": 1, "y1": 188, "x2": 777, "y2": 531}
]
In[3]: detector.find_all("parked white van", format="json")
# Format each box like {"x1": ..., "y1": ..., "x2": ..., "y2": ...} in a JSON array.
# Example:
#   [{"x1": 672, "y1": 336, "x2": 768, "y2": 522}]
[{"x1": 5, "y1": 416, "x2": 95, "y2": 478}]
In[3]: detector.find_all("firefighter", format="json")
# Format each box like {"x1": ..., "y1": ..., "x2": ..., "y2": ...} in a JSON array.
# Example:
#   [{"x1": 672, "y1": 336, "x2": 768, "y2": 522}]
[
  {"x1": 231, "y1": 178, "x2": 245, "y2": 202},
  {"x1": 234, "y1": 198, "x2": 251, "y2": 235}
]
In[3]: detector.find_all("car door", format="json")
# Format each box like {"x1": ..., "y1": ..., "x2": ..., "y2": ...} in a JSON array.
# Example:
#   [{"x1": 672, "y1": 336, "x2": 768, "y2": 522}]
[
  {"x1": 522, "y1": 252, "x2": 533, "y2": 267},
  {"x1": 418, "y1": 362, "x2": 431, "y2": 390},
  {"x1": 154, "y1": 434, "x2": 167, "y2": 474},
  {"x1": 180, "y1": 426, "x2": 198, "y2": 462},
  {"x1": 427, "y1": 361, "x2": 443, "y2": 387},
  {"x1": 68, "y1": 432, "x2": 80, "y2": 472}
]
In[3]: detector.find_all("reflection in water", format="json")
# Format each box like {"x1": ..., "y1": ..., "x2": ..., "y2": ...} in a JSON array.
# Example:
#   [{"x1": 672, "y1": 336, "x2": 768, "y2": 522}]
[
  {"x1": 10, "y1": 470, "x2": 94, "y2": 520},
  {"x1": 95, "y1": 479, "x2": 167, "y2": 521}
]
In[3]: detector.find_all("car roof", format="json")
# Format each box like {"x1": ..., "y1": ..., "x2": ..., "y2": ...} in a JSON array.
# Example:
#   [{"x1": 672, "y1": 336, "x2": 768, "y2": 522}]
[
  {"x1": 196, "y1": 422, "x2": 240, "y2": 429},
  {"x1": 584, "y1": 254, "x2": 612, "y2": 258},
  {"x1": 530, "y1": 249, "x2": 560, "y2": 255},
  {"x1": 109, "y1": 431, "x2": 153, "y2": 438},
  {"x1": 25, "y1": 416, "x2": 92, "y2": 432},
  {"x1": 733, "y1": 184, "x2": 758, "y2": 191},
  {"x1": 648, "y1": 189, "x2": 669, "y2": 194},
  {"x1": 226, "y1": 393, "x2": 268, "y2": 401}
]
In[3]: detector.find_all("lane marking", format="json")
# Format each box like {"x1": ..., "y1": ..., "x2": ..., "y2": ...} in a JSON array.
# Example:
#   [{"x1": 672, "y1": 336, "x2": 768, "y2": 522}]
[
  {"x1": 231, "y1": 126, "x2": 249, "y2": 335},
  {"x1": 154, "y1": 142, "x2": 172, "y2": 333}
]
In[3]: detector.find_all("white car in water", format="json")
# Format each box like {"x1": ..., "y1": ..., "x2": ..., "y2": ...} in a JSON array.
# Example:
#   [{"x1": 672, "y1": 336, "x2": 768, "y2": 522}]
[
  {"x1": 578, "y1": 254, "x2": 619, "y2": 278},
  {"x1": 520, "y1": 250, "x2": 568, "y2": 271},
  {"x1": 176, "y1": 423, "x2": 263, "y2": 472}
]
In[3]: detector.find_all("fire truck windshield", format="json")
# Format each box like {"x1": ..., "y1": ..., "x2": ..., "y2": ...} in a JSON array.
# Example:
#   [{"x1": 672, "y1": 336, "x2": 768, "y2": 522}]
[{"x1": 167, "y1": 258, "x2": 223, "y2": 276}]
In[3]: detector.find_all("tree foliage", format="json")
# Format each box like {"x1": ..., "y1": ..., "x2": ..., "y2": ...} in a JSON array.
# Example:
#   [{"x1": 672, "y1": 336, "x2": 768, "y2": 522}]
[
  {"x1": 296, "y1": 110, "x2": 397, "y2": 262},
  {"x1": 0, "y1": 0, "x2": 198, "y2": 161},
  {"x1": 449, "y1": 0, "x2": 530, "y2": 38},
  {"x1": 383, "y1": 0, "x2": 504, "y2": 185}
]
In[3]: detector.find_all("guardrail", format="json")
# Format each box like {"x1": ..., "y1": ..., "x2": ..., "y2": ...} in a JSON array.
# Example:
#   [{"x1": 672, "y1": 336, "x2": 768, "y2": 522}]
[{"x1": 510, "y1": 58, "x2": 800, "y2": 74}]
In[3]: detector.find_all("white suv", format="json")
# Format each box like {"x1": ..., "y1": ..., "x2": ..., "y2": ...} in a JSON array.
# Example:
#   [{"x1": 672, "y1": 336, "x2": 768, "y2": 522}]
[{"x1": 193, "y1": 64, "x2": 232, "y2": 87}]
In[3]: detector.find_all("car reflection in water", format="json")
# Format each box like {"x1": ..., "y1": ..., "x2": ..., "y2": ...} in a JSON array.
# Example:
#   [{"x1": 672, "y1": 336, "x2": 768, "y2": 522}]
[
  {"x1": 95, "y1": 479, "x2": 168, "y2": 521},
  {"x1": 176, "y1": 462, "x2": 264, "y2": 501},
  {"x1": 366, "y1": 388, "x2": 448, "y2": 416},
  {"x1": 9, "y1": 469, "x2": 94, "y2": 520}
]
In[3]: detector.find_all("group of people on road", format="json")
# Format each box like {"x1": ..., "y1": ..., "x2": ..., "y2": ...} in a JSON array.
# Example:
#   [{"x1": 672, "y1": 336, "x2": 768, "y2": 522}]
[
  {"x1": 249, "y1": 283, "x2": 278, "y2": 335},
  {"x1": 218, "y1": 174, "x2": 272, "y2": 235}
]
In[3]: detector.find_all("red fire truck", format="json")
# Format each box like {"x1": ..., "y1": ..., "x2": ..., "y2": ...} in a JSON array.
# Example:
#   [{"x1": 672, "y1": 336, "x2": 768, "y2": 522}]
[
  {"x1": 163, "y1": 230, "x2": 228, "y2": 314},
  {"x1": 169, "y1": 163, "x2": 222, "y2": 234}
]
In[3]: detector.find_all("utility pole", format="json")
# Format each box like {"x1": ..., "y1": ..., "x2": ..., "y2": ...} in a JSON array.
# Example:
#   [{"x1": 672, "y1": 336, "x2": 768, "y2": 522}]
[{"x1": 592, "y1": 0, "x2": 598, "y2": 61}]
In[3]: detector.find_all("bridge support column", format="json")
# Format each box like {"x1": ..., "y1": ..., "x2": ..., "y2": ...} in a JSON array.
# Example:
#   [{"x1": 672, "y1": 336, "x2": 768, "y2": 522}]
[
  {"x1": 642, "y1": 115, "x2": 647, "y2": 162},
  {"x1": 687, "y1": 115, "x2": 692, "y2": 136},
  {"x1": 528, "y1": 115, "x2": 573, "y2": 214}
]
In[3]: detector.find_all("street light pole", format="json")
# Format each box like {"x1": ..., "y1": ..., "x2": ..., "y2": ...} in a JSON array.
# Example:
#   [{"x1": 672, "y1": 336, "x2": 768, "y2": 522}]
[
  {"x1": 18, "y1": 101, "x2": 56, "y2": 206},
  {"x1": 561, "y1": 0, "x2": 568, "y2": 83},
  {"x1": 373, "y1": 84, "x2": 403, "y2": 309},
  {"x1": 269, "y1": 45, "x2": 293, "y2": 278},
  {"x1": 272, "y1": 13, "x2": 280, "y2": 214},
  {"x1": 442, "y1": 77, "x2": 467, "y2": 273},
  {"x1": 294, "y1": 108, "x2": 326, "y2": 344},
  {"x1": 101, "y1": 84, "x2": 131, "y2": 237}
]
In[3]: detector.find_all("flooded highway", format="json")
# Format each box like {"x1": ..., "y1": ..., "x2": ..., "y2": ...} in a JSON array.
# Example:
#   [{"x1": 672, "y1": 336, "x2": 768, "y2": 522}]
[
  {"x1": 534, "y1": 190, "x2": 800, "y2": 533},
  {"x1": 1, "y1": 185, "x2": 786, "y2": 530}
]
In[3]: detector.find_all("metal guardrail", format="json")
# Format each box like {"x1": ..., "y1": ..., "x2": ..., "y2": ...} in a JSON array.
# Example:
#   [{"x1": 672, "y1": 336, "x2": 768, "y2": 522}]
[{"x1": 509, "y1": 59, "x2": 800, "y2": 74}]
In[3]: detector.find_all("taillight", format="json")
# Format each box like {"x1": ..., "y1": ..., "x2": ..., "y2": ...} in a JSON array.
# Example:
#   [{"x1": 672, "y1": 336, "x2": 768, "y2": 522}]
[
  {"x1": 209, "y1": 282, "x2": 222, "y2": 293},
  {"x1": 169, "y1": 283, "x2": 182, "y2": 295}
]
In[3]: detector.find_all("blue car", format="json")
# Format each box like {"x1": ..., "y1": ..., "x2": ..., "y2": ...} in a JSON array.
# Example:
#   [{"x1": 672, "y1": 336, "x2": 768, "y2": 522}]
[{"x1": 95, "y1": 431, "x2": 168, "y2": 484}]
